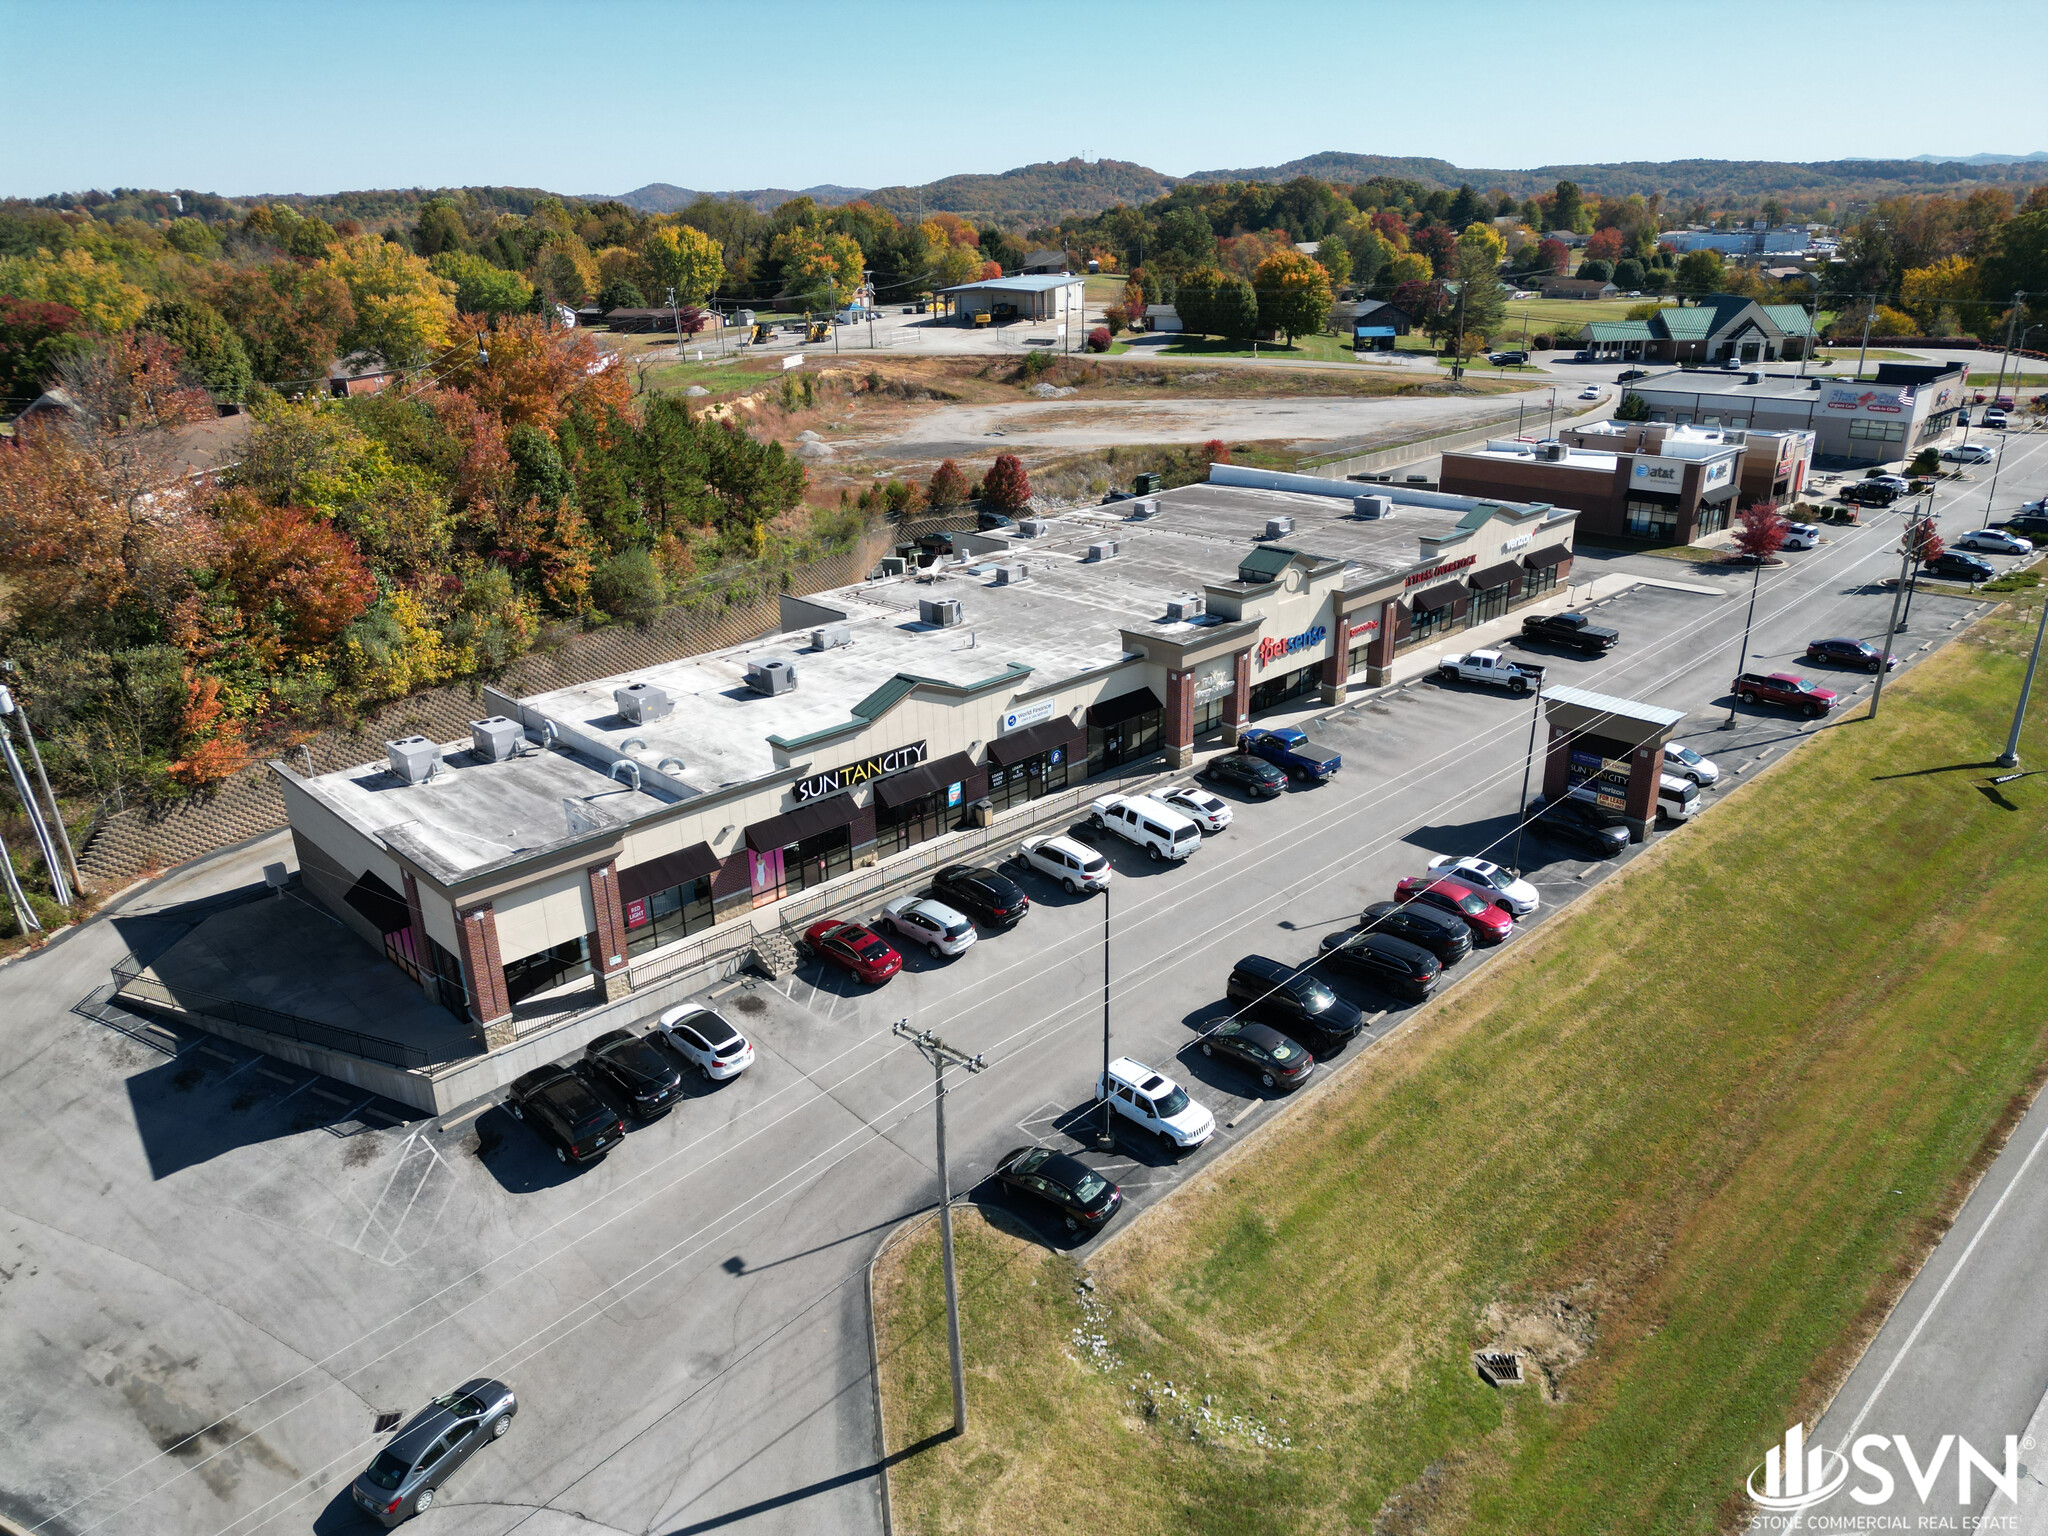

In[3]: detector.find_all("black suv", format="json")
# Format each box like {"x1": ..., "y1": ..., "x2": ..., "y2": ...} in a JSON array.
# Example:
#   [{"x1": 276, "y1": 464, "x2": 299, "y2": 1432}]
[
  {"x1": 1527, "y1": 794, "x2": 1631, "y2": 857},
  {"x1": 1202, "y1": 752, "x2": 1288, "y2": 799},
  {"x1": 506, "y1": 1064, "x2": 627, "y2": 1164},
  {"x1": 1924, "y1": 551, "x2": 1996, "y2": 583},
  {"x1": 1840, "y1": 481, "x2": 1900, "y2": 507},
  {"x1": 583, "y1": 1029, "x2": 683, "y2": 1118},
  {"x1": 1316, "y1": 930, "x2": 1442, "y2": 1002},
  {"x1": 1357, "y1": 900, "x2": 1473, "y2": 964},
  {"x1": 931, "y1": 863, "x2": 1030, "y2": 928},
  {"x1": 977, "y1": 511, "x2": 1016, "y2": 532},
  {"x1": 1225, "y1": 955, "x2": 1366, "y2": 1051}
]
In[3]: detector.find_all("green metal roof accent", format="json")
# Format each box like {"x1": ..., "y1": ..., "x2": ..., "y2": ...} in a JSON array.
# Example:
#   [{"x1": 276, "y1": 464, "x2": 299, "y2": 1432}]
[
  {"x1": 1586, "y1": 320, "x2": 1656, "y2": 341},
  {"x1": 769, "y1": 663, "x2": 1033, "y2": 751},
  {"x1": 1760, "y1": 304, "x2": 1817, "y2": 336},
  {"x1": 1236, "y1": 545, "x2": 1301, "y2": 584},
  {"x1": 1654, "y1": 307, "x2": 1714, "y2": 339}
]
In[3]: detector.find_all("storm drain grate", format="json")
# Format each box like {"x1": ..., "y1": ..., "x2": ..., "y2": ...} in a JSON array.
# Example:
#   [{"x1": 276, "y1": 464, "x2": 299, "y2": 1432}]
[
  {"x1": 1473, "y1": 1351, "x2": 1524, "y2": 1386},
  {"x1": 373, "y1": 1411, "x2": 402, "y2": 1433}
]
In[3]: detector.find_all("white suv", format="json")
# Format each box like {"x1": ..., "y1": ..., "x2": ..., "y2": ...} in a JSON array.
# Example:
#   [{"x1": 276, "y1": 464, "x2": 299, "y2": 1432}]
[
  {"x1": 1096, "y1": 1057, "x2": 1215, "y2": 1154},
  {"x1": 1089, "y1": 793, "x2": 1201, "y2": 861},
  {"x1": 1017, "y1": 834, "x2": 1111, "y2": 894}
]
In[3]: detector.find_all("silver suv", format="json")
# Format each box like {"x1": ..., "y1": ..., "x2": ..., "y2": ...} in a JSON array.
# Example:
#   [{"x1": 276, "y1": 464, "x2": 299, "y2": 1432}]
[{"x1": 352, "y1": 1377, "x2": 518, "y2": 1525}]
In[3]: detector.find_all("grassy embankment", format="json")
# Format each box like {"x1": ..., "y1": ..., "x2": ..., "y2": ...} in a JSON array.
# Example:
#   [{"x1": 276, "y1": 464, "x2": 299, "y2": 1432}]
[{"x1": 875, "y1": 599, "x2": 2048, "y2": 1536}]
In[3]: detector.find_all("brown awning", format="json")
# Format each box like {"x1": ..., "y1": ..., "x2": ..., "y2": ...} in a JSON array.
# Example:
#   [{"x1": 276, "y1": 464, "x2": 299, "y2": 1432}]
[
  {"x1": 1524, "y1": 543, "x2": 1573, "y2": 568},
  {"x1": 874, "y1": 751, "x2": 977, "y2": 809},
  {"x1": 987, "y1": 716, "x2": 1079, "y2": 766},
  {"x1": 1086, "y1": 687, "x2": 1163, "y2": 729},
  {"x1": 746, "y1": 793, "x2": 861, "y2": 852},
  {"x1": 1468, "y1": 561, "x2": 1523, "y2": 590},
  {"x1": 618, "y1": 842, "x2": 721, "y2": 903},
  {"x1": 1410, "y1": 582, "x2": 1463, "y2": 613}
]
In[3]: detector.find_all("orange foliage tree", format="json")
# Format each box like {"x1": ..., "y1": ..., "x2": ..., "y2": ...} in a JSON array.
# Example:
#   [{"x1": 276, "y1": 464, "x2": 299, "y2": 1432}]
[
  {"x1": 167, "y1": 671, "x2": 247, "y2": 786},
  {"x1": 216, "y1": 493, "x2": 378, "y2": 666},
  {"x1": 438, "y1": 315, "x2": 633, "y2": 434}
]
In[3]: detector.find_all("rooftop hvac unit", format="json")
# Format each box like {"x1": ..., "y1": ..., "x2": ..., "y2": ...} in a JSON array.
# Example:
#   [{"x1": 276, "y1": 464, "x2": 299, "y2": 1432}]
[
  {"x1": 1166, "y1": 594, "x2": 1206, "y2": 621},
  {"x1": 469, "y1": 716, "x2": 522, "y2": 763},
  {"x1": 1126, "y1": 497, "x2": 1159, "y2": 520},
  {"x1": 1264, "y1": 516, "x2": 1294, "y2": 539},
  {"x1": 919, "y1": 597, "x2": 965, "y2": 627},
  {"x1": 993, "y1": 563, "x2": 1029, "y2": 585},
  {"x1": 614, "y1": 681, "x2": 673, "y2": 724},
  {"x1": 1538, "y1": 441, "x2": 1567, "y2": 462},
  {"x1": 385, "y1": 736, "x2": 439, "y2": 785},
  {"x1": 810, "y1": 624, "x2": 852, "y2": 651},
  {"x1": 879, "y1": 556, "x2": 908, "y2": 575},
  {"x1": 1017, "y1": 518, "x2": 1051, "y2": 538},
  {"x1": 1353, "y1": 494, "x2": 1394, "y2": 520},
  {"x1": 746, "y1": 658, "x2": 798, "y2": 695},
  {"x1": 1087, "y1": 540, "x2": 1118, "y2": 562}
]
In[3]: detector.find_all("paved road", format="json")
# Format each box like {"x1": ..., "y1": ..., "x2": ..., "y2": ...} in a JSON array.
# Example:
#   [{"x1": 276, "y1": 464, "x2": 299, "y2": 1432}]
[{"x1": 4, "y1": 432, "x2": 2045, "y2": 1536}]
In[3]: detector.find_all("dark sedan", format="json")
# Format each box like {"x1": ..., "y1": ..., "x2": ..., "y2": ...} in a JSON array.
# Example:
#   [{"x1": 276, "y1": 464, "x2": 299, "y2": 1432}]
[
  {"x1": 1805, "y1": 636, "x2": 1896, "y2": 673},
  {"x1": 505, "y1": 1064, "x2": 625, "y2": 1164},
  {"x1": 993, "y1": 1146, "x2": 1121, "y2": 1232},
  {"x1": 930, "y1": 863, "x2": 1030, "y2": 929},
  {"x1": 1317, "y1": 930, "x2": 1442, "y2": 1002},
  {"x1": 1357, "y1": 900, "x2": 1473, "y2": 964},
  {"x1": 1924, "y1": 551, "x2": 1996, "y2": 584},
  {"x1": 1199, "y1": 1018, "x2": 1315, "y2": 1091},
  {"x1": 1527, "y1": 794, "x2": 1632, "y2": 857},
  {"x1": 583, "y1": 1029, "x2": 683, "y2": 1118},
  {"x1": 1201, "y1": 752, "x2": 1288, "y2": 799},
  {"x1": 351, "y1": 1377, "x2": 518, "y2": 1526}
]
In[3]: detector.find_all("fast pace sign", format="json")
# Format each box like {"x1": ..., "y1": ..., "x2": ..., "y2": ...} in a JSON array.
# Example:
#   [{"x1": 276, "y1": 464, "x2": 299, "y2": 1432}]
[
  {"x1": 792, "y1": 741, "x2": 928, "y2": 803},
  {"x1": 1256, "y1": 624, "x2": 1327, "y2": 670},
  {"x1": 1405, "y1": 554, "x2": 1477, "y2": 588}
]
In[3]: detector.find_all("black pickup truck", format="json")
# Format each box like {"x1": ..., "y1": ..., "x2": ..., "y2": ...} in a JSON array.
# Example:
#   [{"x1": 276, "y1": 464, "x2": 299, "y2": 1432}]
[{"x1": 1521, "y1": 612, "x2": 1619, "y2": 654}]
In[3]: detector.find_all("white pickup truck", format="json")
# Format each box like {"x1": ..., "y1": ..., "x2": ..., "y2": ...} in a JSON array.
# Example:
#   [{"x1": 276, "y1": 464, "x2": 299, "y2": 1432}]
[
  {"x1": 1437, "y1": 649, "x2": 1546, "y2": 693},
  {"x1": 1088, "y1": 793, "x2": 1202, "y2": 861}
]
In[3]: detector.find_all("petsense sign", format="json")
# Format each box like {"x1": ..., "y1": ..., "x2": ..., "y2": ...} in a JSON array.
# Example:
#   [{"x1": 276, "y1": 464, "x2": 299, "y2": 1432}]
[
  {"x1": 1256, "y1": 625, "x2": 1327, "y2": 670},
  {"x1": 792, "y1": 741, "x2": 927, "y2": 803}
]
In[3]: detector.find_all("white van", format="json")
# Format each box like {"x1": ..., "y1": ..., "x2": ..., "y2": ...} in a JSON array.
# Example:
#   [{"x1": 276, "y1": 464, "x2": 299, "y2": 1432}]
[
  {"x1": 1657, "y1": 773, "x2": 1701, "y2": 823},
  {"x1": 1088, "y1": 793, "x2": 1202, "y2": 861}
]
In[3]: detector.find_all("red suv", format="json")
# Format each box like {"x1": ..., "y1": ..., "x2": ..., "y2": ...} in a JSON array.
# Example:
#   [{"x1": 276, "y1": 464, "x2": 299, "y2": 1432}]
[
  {"x1": 804, "y1": 919, "x2": 903, "y2": 984},
  {"x1": 1734, "y1": 671, "x2": 1839, "y2": 718},
  {"x1": 1392, "y1": 877, "x2": 1514, "y2": 945}
]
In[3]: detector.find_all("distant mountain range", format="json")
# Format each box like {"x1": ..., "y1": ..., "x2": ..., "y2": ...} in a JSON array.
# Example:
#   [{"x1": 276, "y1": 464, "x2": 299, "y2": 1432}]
[{"x1": 605, "y1": 151, "x2": 2048, "y2": 227}]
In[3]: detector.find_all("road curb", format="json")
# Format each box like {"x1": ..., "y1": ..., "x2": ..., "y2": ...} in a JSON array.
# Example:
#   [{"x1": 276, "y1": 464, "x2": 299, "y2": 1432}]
[{"x1": 865, "y1": 1208, "x2": 942, "y2": 1536}]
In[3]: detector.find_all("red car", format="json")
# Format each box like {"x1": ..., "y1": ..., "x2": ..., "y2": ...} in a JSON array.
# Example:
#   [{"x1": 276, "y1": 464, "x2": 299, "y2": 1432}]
[
  {"x1": 1393, "y1": 877, "x2": 1514, "y2": 945},
  {"x1": 804, "y1": 918, "x2": 903, "y2": 984},
  {"x1": 1734, "y1": 671, "x2": 1839, "y2": 718}
]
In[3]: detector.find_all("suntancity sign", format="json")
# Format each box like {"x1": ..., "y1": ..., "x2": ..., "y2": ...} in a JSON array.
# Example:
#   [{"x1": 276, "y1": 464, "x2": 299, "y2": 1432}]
[{"x1": 793, "y1": 741, "x2": 928, "y2": 802}]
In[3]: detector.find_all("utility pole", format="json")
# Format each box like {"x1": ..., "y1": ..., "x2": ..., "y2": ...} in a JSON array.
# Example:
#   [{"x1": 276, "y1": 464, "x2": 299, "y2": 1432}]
[
  {"x1": 0, "y1": 687, "x2": 68, "y2": 907},
  {"x1": 1999, "y1": 580, "x2": 2048, "y2": 768},
  {"x1": 667, "y1": 286, "x2": 682, "y2": 361},
  {"x1": 1991, "y1": 291, "x2": 2025, "y2": 409},
  {"x1": 1513, "y1": 680, "x2": 1543, "y2": 873},
  {"x1": 0, "y1": 676, "x2": 79, "y2": 894},
  {"x1": 1900, "y1": 498, "x2": 1933, "y2": 629},
  {"x1": 1097, "y1": 882, "x2": 1116, "y2": 1151},
  {"x1": 1868, "y1": 540, "x2": 1915, "y2": 721},
  {"x1": 1981, "y1": 429, "x2": 2011, "y2": 529},
  {"x1": 1722, "y1": 551, "x2": 1767, "y2": 729},
  {"x1": 1854, "y1": 303, "x2": 1875, "y2": 381},
  {"x1": 892, "y1": 1022, "x2": 987, "y2": 1438}
]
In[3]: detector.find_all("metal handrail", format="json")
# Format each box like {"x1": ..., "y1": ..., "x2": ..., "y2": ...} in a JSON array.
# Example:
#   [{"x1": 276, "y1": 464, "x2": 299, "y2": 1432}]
[{"x1": 109, "y1": 953, "x2": 434, "y2": 1069}]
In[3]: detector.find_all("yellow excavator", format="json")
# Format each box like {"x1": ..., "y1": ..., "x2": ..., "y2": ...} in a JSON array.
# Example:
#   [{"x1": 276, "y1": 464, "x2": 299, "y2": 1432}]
[
  {"x1": 805, "y1": 320, "x2": 833, "y2": 344},
  {"x1": 750, "y1": 322, "x2": 774, "y2": 345}
]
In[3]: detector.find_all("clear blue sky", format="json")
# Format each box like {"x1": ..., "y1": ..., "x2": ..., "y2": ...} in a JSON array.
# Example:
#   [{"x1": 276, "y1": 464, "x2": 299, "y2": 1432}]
[{"x1": 8, "y1": 0, "x2": 2047, "y2": 200}]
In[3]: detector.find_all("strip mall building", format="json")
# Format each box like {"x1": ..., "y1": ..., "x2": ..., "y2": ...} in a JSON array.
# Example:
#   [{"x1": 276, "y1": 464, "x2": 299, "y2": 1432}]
[{"x1": 277, "y1": 469, "x2": 1577, "y2": 1046}]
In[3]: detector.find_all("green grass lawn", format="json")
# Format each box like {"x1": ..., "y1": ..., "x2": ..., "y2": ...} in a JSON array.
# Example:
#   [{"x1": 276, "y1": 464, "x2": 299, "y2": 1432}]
[
  {"x1": 1160, "y1": 333, "x2": 1363, "y2": 365},
  {"x1": 641, "y1": 360, "x2": 784, "y2": 395},
  {"x1": 1966, "y1": 371, "x2": 2048, "y2": 388},
  {"x1": 876, "y1": 612, "x2": 2048, "y2": 1536}
]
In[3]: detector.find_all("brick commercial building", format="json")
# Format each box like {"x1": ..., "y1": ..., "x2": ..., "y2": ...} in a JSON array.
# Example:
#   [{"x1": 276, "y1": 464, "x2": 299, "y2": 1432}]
[
  {"x1": 1439, "y1": 430, "x2": 1743, "y2": 544},
  {"x1": 277, "y1": 471, "x2": 1575, "y2": 1050},
  {"x1": 1563, "y1": 420, "x2": 1815, "y2": 507},
  {"x1": 1617, "y1": 360, "x2": 1965, "y2": 465}
]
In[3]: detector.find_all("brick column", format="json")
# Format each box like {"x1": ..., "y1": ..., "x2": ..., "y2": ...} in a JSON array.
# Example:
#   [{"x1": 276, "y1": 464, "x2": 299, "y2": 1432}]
[
  {"x1": 1222, "y1": 648, "x2": 1253, "y2": 745},
  {"x1": 1364, "y1": 598, "x2": 1399, "y2": 685},
  {"x1": 1162, "y1": 668, "x2": 1195, "y2": 769},
  {"x1": 1621, "y1": 743, "x2": 1659, "y2": 844},
  {"x1": 457, "y1": 905, "x2": 514, "y2": 1049},
  {"x1": 587, "y1": 859, "x2": 632, "y2": 1002},
  {"x1": 400, "y1": 870, "x2": 439, "y2": 1009},
  {"x1": 1541, "y1": 721, "x2": 1573, "y2": 802}
]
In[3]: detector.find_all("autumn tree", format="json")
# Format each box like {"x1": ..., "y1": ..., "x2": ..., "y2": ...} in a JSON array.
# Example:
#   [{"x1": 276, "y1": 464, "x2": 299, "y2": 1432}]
[
  {"x1": 0, "y1": 297, "x2": 84, "y2": 402},
  {"x1": 322, "y1": 234, "x2": 459, "y2": 367},
  {"x1": 641, "y1": 223, "x2": 725, "y2": 305},
  {"x1": 438, "y1": 315, "x2": 632, "y2": 434},
  {"x1": 1252, "y1": 249, "x2": 1334, "y2": 344},
  {"x1": 202, "y1": 261, "x2": 357, "y2": 385},
  {"x1": 1731, "y1": 502, "x2": 1790, "y2": 562},
  {"x1": 136, "y1": 297, "x2": 254, "y2": 402},
  {"x1": 926, "y1": 458, "x2": 970, "y2": 509},
  {"x1": 981, "y1": 453, "x2": 1032, "y2": 510},
  {"x1": 214, "y1": 492, "x2": 377, "y2": 666},
  {"x1": 429, "y1": 251, "x2": 535, "y2": 317}
]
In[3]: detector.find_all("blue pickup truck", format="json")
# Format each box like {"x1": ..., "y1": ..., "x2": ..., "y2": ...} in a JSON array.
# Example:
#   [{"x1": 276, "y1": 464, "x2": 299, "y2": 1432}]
[{"x1": 1238, "y1": 727, "x2": 1341, "y2": 783}]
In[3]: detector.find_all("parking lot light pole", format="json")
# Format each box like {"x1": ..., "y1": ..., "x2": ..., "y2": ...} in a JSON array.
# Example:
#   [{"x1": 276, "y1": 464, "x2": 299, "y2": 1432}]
[
  {"x1": 1868, "y1": 540, "x2": 1915, "y2": 722},
  {"x1": 1998, "y1": 587, "x2": 2048, "y2": 768},
  {"x1": 1981, "y1": 431, "x2": 2012, "y2": 529},
  {"x1": 1096, "y1": 883, "x2": 1115, "y2": 1151},
  {"x1": 892, "y1": 1022, "x2": 986, "y2": 1438}
]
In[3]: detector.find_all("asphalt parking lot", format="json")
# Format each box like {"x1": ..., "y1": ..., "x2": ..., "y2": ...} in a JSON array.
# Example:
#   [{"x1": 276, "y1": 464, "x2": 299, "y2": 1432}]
[{"x1": 4, "y1": 431, "x2": 2044, "y2": 1536}]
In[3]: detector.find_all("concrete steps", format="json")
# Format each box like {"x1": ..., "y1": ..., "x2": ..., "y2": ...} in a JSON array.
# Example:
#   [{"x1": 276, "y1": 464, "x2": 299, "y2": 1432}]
[{"x1": 748, "y1": 927, "x2": 802, "y2": 980}]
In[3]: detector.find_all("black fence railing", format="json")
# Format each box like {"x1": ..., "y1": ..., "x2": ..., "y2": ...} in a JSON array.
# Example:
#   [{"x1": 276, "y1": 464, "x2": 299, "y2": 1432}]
[{"x1": 110, "y1": 955, "x2": 434, "y2": 1070}]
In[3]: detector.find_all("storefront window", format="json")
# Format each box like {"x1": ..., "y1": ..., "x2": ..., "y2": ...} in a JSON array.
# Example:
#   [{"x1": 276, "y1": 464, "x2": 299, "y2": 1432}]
[
  {"x1": 878, "y1": 792, "x2": 947, "y2": 855},
  {"x1": 1348, "y1": 641, "x2": 1372, "y2": 675},
  {"x1": 1695, "y1": 499, "x2": 1732, "y2": 536},
  {"x1": 503, "y1": 936, "x2": 591, "y2": 1005},
  {"x1": 1249, "y1": 663, "x2": 1319, "y2": 714},
  {"x1": 1088, "y1": 710, "x2": 1161, "y2": 775},
  {"x1": 428, "y1": 935, "x2": 470, "y2": 1022},
  {"x1": 783, "y1": 826, "x2": 852, "y2": 895},
  {"x1": 1523, "y1": 563, "x2": 1559, "y2": 600},
  {"x1": 1626, "y1": 499, "x2": 1679, "y2": 540},
  {"x1": 1192, "y1": 696, "x2": 1226, "y2": 735},
  {"x1": 1403, "y1": 604, "x2": 1452, "y2": 649},
  {"x1": 626, "y1": 875, "x2": 715, "y2": 957},
  {"x1": 1468, "y1": 583, "x2": 1510, "y2": 626},
  {"x1": 988, "y1": 746, "x2": 1069, "y2": 810}
]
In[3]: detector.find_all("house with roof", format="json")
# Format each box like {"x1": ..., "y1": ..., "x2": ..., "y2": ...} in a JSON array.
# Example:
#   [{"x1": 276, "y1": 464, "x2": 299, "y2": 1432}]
[
  {"x1": 1343, "y1": 297, "x2": 1414, "y2": 351},
  {"x1": 1021, "y1": 248, "x2": 1070, "y2": 274},
  {"x1": 1540, "y1": 277, "x2": 1619, "y2": 300},
  {"x1": 939, "y1": 273, "x2": 1087, "y2": 327},
  {"x1": 327, "y1": 350, "x2": 396, "y2": 398},
  {"x1": 1580, "y1": 295, "x2": 1816, "y2": 364}
]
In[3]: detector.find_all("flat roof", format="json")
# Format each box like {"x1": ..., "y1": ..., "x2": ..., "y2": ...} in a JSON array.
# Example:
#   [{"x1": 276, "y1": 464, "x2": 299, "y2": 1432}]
[
  {"x1": 1545, "y1": 685, "x2": 1686, "y2": 729},
  {"x1": 1623, "y1": 368, "x2": 1944, "y2": 403},
  {"x1": 1454, "y1": 441, "x2": 1620, "y2": 472},
  {"x1": 938, "y1": 274, "x2": 1085, "y2": 293},
  {"x1": 293, "y1": 477, "x2": 1565, "y2": 880}
]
